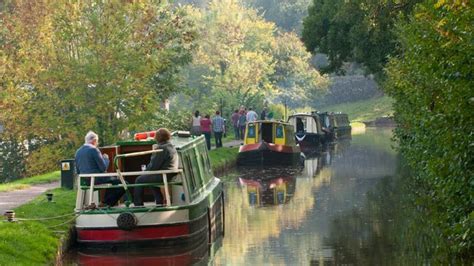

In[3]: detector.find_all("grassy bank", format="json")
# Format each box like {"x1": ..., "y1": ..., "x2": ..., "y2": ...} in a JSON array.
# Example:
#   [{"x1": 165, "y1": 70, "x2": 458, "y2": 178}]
[
  {"x1": 323, "y1": 95, "x2": 394, "y2": 122},
  {"x1": 0, "y1": 147, "x2": 238, "y2": 265},
  {"x1": 0, "y1": 188, "x2": 76, "y2": 265},
  {"x1": 210, "y1": 147, "x2": 239, "y2": 171},
  {"x1": 0, "y1": 171, "x2": 60, "y2": 192}
]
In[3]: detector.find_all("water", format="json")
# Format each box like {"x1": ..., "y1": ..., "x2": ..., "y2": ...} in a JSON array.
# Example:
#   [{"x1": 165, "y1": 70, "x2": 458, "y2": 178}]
[
  {"x1": 66, "y1": 128, "x2": 422, "y2": 265},
  {"x1": 212, "y1": 128, "x2": 400, "y2": 265}
]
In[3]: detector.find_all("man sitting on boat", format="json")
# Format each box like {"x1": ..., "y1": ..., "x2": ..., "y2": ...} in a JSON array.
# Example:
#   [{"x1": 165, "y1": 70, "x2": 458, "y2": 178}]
[
  {"x1": 75, "y1": 131, "x2": 126, "y2": 208},
  {"x1": 133, "y1": 128, "x2": 179, "y2": 206}
]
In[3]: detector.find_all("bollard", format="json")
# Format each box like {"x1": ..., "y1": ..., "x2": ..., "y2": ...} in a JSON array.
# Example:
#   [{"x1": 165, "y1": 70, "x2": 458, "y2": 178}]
[
  {"x1": 4, "y1": 210, "x2": 15, "y2": 222},
  {"x1": 46, "y1": 193, "x2": 54, "y2": 202}
]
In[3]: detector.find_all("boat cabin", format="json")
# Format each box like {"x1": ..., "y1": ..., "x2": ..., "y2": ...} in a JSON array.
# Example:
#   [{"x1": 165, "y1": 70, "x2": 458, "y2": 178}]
[
  {"x1": 75, "y1": 132, "x2": 214, "y2": 210},
  {"x1": 244, "y1": 120, "x2": 296, "y2": 146}
]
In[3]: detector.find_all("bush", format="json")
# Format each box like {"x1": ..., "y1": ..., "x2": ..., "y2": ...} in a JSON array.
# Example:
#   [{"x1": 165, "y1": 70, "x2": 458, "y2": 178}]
[
  {"x1": 0, "y1": 136, "x2": 27, "y2": 182},
  {"x1": 25, "y1": 143, "x2": 67, "y2": 177}
]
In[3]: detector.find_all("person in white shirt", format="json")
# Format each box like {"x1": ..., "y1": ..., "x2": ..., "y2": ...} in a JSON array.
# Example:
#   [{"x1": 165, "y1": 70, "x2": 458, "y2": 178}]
[
  {"x1": 191, "y1": 110, "x2": 201, "y2": 136},
  {"x1": 246, "y1": 108, "x2": 258, "y2": 122}
]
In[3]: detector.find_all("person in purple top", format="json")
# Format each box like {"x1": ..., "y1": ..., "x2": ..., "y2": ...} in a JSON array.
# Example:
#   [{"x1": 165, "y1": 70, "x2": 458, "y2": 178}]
[
  {"x1": 75, "y1": 131, "x2": 125, "y2": 208},
  {"x1": 231, "y1": 109, "x2": 240, "y2": 140}
]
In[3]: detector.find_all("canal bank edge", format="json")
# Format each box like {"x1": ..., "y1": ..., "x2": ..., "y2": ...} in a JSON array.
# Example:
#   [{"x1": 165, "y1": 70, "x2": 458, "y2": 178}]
[{"x1": 0, "y1": 147, "x2": 238, "y2": 265}]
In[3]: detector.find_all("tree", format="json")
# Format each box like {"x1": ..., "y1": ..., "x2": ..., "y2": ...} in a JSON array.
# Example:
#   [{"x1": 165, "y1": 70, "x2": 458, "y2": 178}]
[
  {"x1": 245, "y1": 0, "x2": 312, "y2": 33},
  {"x1": 271, "y1": 32, "x2": 328, "y2": 110},
  {"x1": 0, "y1": 0, "x2": 197, "y2": 176},
  {"x1": 384, "y1": 0, "x2": 473, "y2": 259},
  {"x1": 302, "y1": 0, "x2": 420, "y2": 76},
  {"x1": 180, "y1": 0, "x2": 276, "y2": 112}
]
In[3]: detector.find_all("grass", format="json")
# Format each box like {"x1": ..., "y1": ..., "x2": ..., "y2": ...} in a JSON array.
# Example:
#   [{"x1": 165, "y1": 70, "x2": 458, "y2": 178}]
[
  {"x1": 0, "y1": 188, "x2": 76, "y2": 265},
  {"x1": 322, "y1": 95, "x2": 394, "y2": 122},
  {"x1": 209, "y1": 147, "x2": 239, "y2": 170},
  {"x1": 0, "y1": 171, "x2": 60, "y2": 192},
  {"x1": 0, "y1": 147, "x2": 239, "y2": 265}
]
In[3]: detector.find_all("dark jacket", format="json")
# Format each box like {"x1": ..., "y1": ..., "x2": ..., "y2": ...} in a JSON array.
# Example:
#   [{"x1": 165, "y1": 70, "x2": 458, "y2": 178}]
[
  {"x1": 147, "y1": 141, "x2": 178, "y2": 177},
  {"x1": 75, "y1": 144, "x2": 110, "y2": 183}
]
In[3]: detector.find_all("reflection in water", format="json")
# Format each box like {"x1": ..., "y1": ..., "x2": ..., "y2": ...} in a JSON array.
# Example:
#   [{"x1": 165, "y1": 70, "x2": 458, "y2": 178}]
[
  {"x1": 65, "y1": 237, "x2": 222, "y2": 266},
  {"x1": 238, "y1": 168, "x2": 297, "y2": 206},
  {"x1": 213, "y1": 129, "x2": 407, "y2": 265}
]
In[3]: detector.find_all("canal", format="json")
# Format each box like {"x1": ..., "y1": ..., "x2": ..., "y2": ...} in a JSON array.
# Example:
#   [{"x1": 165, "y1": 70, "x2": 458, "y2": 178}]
[{"x1": 66, "y1": 128, "x2": 421, "y2": 265}]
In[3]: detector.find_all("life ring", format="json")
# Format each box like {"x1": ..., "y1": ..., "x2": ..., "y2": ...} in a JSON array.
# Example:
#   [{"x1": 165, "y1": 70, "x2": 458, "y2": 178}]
[{"x1": 134, "y1": 131, "x2": 156, "y2": 140}]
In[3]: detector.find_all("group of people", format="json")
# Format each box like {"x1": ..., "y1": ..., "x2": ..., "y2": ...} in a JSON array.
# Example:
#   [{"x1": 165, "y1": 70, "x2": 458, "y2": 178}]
[
  {"x1": 230, "y1": 106, "x2": 274, "y2": 140},
  {"x1": 191, "y1": 106, "x2": 274, "y2": 146},
  {"x1": 75, "y1": 129, "x2": 177, "y2": 209},
  {"x1": 190, "y1": 110, "x2": 226, "y2": 150}
]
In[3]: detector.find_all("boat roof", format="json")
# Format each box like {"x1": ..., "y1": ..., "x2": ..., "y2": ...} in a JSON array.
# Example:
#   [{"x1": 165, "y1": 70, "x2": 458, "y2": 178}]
[
  {"x1": 288, "y1": 113, "x2": 316, "y2": 118},
  {"x1": 250, "y1": 120, "x2": 291, "y2": 125},
  {"x1": 111, "y1": 133, "x2": 203, "y2": 150}
]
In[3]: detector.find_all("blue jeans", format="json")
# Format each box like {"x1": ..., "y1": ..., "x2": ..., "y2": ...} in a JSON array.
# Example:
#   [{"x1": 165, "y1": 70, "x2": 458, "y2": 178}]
[
  {"x1": 233, "y1": 126, "x2": 240, "y2": 139},
  {"x1": 214, "y1": 131, "x2": 223, "y2": 148},
  {"x1": 203, "y1": 132, "x2": 211, "y2": 150}
]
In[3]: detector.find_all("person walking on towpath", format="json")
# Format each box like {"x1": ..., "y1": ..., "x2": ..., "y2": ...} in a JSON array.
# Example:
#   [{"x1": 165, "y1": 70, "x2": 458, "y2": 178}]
[
  {"x1": 200, "y1": 114, "x2": 212, "y2": 150},
  {"x1": 212, "y1": 111, "x2": 226, "y2": 148},
  {"x1": 246, "y1": 107, "x2": 258, "y2": 122},
  {"x1": 231, "y1": 109, "x2": 240, "y2": 140},
  {"x1": 238, "y1": 110, "x2": 247, "y2": 140},
  {"x1": 190, "y1": 110, "x2": 201, "y2": 136},
  {"x1": 75, "y1": 131, "x2": 125, "y2": 208}
]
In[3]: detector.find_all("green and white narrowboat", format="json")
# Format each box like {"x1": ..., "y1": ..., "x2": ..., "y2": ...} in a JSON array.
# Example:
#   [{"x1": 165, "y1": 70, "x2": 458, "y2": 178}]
[{"x1": 75, "y1": 132, "x2": 224, "y2": 246}]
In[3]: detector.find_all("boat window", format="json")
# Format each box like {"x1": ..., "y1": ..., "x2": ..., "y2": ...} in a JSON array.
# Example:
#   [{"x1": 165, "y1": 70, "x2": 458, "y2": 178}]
[
  {"x1": 198, "y1": 144, "x2": 212, "y2": 184},
  {"x1": 261, "y1": 123, "x2": 273, "y2": 143},
  {"x1": 276, "y1": 125, "x2": 284, "y2": 138},
  {"x1": 183, "y1": 152, "x2": 196, "y2": 193},
  {"x1": 190, "y1": 151, "x2": 203, "y2": 189},
  {"x1": 296, "y1": 118, "x2": 306, "y2": 133},
  {"x1": 247, "y1": 124, "x2": 256, "y2": 138}
]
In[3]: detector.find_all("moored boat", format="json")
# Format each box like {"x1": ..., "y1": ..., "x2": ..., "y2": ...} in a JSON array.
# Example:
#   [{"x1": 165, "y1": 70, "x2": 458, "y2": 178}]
[
  {"x1": 237, "y1": 120, "x2": 302, "y2": 166},
  {"x1": 316, "y1": 112, "x2": 352, "y2": 140},
  {"x1": 75, "y1": 132, "x2": 224, "y2": 247},
  {"x1": 287, "y1": 113, "x2": 326, "y2": 152}
]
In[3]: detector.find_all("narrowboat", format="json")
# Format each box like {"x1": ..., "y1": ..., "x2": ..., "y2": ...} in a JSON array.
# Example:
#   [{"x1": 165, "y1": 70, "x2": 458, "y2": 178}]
[
  {"x1": 237, "y1": 120, "x2": 302, "y2": 166},
  {"x1": 316, "y1": 112, "x2": 352, "y2": 140},
  {"x1": 287, "y1": 113, "x2": 326, "y2": 152},
  {"x1": 75, "y1": 132, "x2": 224, "y2": 246}
]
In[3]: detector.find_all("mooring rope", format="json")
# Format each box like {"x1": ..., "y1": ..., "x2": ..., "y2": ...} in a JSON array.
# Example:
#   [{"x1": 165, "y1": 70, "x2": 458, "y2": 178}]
[{"x1": 15, "y1": 212, "x2": 79, "y2": 221}]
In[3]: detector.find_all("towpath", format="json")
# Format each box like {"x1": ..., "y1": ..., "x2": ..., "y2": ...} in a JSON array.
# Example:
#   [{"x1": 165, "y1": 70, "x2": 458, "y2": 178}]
[{"x1": 0, "y1": 181, "x2": 59, "y2": 215}]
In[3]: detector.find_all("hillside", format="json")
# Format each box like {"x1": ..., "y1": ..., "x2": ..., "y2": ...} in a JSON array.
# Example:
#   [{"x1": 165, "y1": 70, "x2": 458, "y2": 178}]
[{"x1": 323, "y1": 96, "x2": 394, "y2": 122}]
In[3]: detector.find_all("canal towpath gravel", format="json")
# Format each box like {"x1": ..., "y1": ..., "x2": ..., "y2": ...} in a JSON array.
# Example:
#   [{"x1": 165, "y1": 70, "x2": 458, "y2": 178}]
[{"x1": 0, "y1": 181, "x2": 60, "y2": 215}]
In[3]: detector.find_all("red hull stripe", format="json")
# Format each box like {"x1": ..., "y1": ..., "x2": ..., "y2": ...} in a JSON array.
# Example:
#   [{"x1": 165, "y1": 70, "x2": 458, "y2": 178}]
[
  {"x1": 78, "y1": 224, "x2": 189, "y2": 242},
  {"x1": 79, "y1": 253, "x2": 193, "y2": 266},
  {"x1": 239, "y1": 143, "x2": 298, "y2": 154}
]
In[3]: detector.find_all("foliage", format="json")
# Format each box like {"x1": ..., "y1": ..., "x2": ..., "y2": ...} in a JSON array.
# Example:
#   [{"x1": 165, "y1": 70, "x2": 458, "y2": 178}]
[
  {"x1": 384, "y1": 0, "x2": 473, "y2": 258},
  {"x1": 0, "y1": 171, "x2": 60, "y2": 192},
  {"x1": 271, "y1": 32, "x2": 328, "y2": 109},
  {"x1": 24, "y1": 142, "x2": 65, "y2": 177},
  {"x1": 302, "y1": 0, "x2": 421, "y2": 75},
  {"x1": 0, "y1": 136, "x2": 26, "y2": 182},
  {"x1": 1, "y1": 1, "x2": 197, "y2": 176},
  {"x1": 245, "y1": 0, "x2": 312, "y2": 33},
  {"x1": 178, "y1": 1, "x2": 327, "y2": 117}
]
